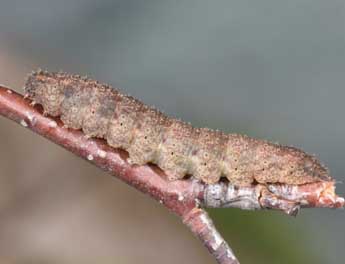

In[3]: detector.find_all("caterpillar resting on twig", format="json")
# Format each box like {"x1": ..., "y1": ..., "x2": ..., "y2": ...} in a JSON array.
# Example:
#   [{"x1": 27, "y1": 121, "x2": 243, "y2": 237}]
[{"x1": 24, "y1": 70, "x2": 331, "y2": 186}]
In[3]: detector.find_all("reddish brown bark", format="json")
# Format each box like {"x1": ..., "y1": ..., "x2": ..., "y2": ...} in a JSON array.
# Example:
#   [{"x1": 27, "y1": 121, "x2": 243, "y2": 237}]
[
  {"x1": 0, "y1": 86, "x2": 240, "y2": 263},
  {"x1": 0, "y1": 85, "x2": 343, "y2": 264}
]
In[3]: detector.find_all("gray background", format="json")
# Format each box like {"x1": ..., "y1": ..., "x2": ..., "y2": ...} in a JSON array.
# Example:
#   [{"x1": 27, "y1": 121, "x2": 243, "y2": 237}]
[{"x1": 0, "y1": 1, "x2": 344, "y2": 263}]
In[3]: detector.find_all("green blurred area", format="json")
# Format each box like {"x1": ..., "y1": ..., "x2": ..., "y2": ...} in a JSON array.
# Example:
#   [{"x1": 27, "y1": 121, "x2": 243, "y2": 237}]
[{"x1": 209, "y1": 209, "x2": 321, "y2": 264}]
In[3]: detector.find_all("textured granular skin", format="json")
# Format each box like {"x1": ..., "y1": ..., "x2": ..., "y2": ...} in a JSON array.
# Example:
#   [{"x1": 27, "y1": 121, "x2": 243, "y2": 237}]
[
  {"x1": 157, "y1": 120, "x2": 197, "y2": 180},
  {"x1": 24, "y1": 70, "x2": 332, "y2": 186},
  {"x1": 127, "y1": 107, "x2": 170, "y2": 166}
]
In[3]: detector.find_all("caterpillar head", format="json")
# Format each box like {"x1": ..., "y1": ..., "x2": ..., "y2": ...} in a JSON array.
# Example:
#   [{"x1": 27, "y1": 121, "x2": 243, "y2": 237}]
[{"x1": 24, "y1": 70, "x2": 67, "y2": 116}]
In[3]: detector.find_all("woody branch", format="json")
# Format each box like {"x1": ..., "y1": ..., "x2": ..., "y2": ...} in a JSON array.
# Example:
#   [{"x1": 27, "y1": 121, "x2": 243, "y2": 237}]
[
  {"x1": 0, "y1": 86, "x2": 240, "y2": 264},
  {"x1": 1, "y1": 85, "x2": 343, "y2": 264}
]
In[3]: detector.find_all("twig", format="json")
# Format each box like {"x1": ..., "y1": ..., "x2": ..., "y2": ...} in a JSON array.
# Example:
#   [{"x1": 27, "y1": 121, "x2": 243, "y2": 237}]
[
  {"x1": 183, "y1": 208, "x2": 239, "y2": 264},
  {"x1": 0, "y1": 85, "x2": 343, "y2": 263},
  {"x1": 0, "y1": 86, "x2": 239, "y2": 263}
]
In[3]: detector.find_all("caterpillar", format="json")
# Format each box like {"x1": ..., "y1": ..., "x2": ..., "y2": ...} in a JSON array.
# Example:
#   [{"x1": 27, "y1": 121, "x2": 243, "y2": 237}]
[{"x1": 24, "y1": 70, "x2": 332, "y2": 186}]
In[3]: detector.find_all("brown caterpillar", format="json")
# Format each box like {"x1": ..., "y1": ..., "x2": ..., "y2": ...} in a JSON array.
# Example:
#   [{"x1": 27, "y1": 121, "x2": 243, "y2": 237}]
[{"x1": 24, "y1": 70, "x2": 332, "y2": 186}]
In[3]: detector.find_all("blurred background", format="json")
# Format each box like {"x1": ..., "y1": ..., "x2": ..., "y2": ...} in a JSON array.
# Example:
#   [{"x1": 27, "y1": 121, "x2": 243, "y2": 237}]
[{"x1": 0, "y1": 1, "x2": 344, "y2": 263}]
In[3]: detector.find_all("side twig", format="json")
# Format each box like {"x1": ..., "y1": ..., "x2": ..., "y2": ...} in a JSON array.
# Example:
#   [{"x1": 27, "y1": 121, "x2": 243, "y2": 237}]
[{"x1": 0, "y1": 86, "x2": 239, "y2": 264}]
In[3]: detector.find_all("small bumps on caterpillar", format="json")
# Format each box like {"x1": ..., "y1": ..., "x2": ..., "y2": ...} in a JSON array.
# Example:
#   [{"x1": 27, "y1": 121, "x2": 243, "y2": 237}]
[{"x1": 24, "y1": 70, "x2": 332, "y2": 187}]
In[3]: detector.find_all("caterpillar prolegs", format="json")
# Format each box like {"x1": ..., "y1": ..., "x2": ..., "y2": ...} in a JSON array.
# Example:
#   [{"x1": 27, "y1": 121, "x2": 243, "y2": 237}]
[{"x1": 24, "y1": 70, "x2": 331, "y2": 186}]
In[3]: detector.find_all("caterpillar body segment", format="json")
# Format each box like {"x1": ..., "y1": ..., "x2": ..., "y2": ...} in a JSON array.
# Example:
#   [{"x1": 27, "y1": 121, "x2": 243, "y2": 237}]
[{"x1": 24, "y1": 70, "x2": 332, "y2": 186}]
